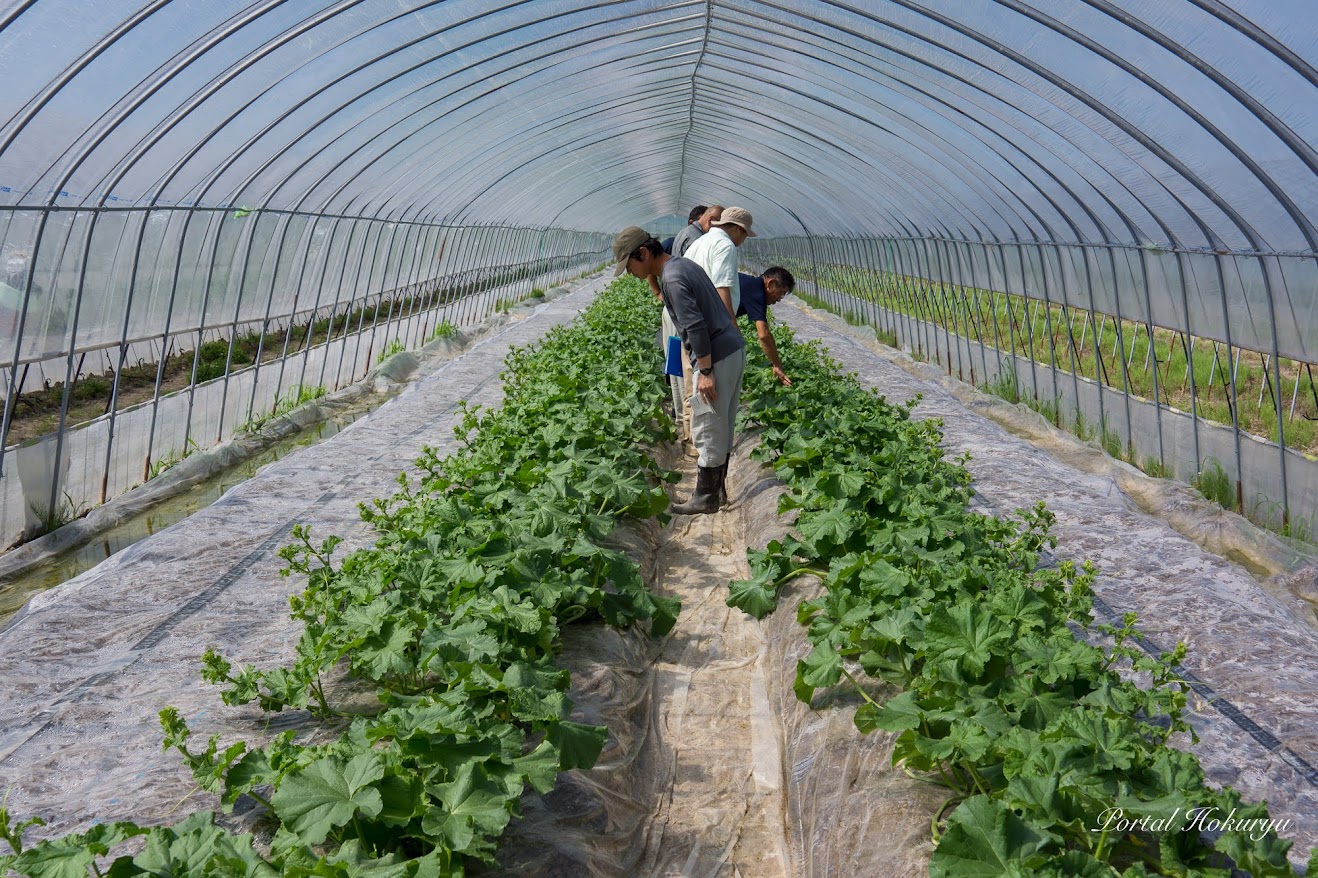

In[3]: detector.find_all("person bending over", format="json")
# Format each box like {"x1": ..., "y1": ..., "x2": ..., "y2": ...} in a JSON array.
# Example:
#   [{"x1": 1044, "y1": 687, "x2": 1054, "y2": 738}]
[
  {"x1": 737, "y1": 265, "x2": 796, "y2": 387},
  {"x1": 614, "y1": 226, "x2": 745, "y2": 514}
]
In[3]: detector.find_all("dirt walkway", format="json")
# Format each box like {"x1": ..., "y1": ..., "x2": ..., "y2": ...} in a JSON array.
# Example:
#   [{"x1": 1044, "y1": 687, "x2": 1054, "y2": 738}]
[{"x1": 631, "y1": 467, "x2": 788, "y2": 877}]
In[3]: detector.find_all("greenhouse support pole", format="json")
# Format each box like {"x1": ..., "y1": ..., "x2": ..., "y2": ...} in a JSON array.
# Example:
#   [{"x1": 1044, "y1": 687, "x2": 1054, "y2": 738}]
[
  {"x1": 450, "y1": 226, "x2": 481, "y2": 329},
  {"x1": 214, "y1": 212, "x2": 265, "y2": 441},
  {"x1": 1037, "y1": 243, "x2": 1062, "y2": 408},
  {"x1": 181, "y1": 211, "x2": 230, "y2": 454},
  {"x1": 142, "y1": 208, "x2": 205, "y2": 481},
  {"x1": 0, "y1": 209, "x2": 52, "y2": 480},
  {"x1": 353, "y1": 222, "x2": 392, "y2": 383},
  {"x1": 1174, "y1": 250, "x2": 1202, "y2": 480},
  {"x1": 1014, "y1": 243, "x2": 1041, "y2": 403},
  {"x1": 1259, "y1": 253, "x2": 1290, "y2": 526},
  {"x1": 280, "y1": 214, "x2": 334, "y2": 400},
  {"x1": 336, "y1": 220, "x2": 384, "y2": 389},
  {"x1": 1135, "y1": 245, "x2": 1166, "y2": 472},
  {"x1": 242, "y1": 213, "x2": 301, "y2": 429},
  {"x1": 400, "y1": 222, "x2": 431, "y2": 346},
  {"x1": 322, "y1": 219, "x2": 372, "y2": 393},
  {"x1": 1077, "y1": 244, "x2": 1107, "y2": 443},
  {"x1": 893, "y1": 239, "x2": 917, "y2": 356},
  {"x1": 1103, "y1": 242, "x2": 1136, "y2": 455},
  {"x1": 1054, "y1": 244, "x2": 1084, "y2": 424},
  {"x1": 406, "y1": 224, "x2": 441, "y2": 346},
  {"x1": 1210, "y1": 253, "x2": 1245, "y2": 512},
  {"x1": 299, "y1": 216, "x2": 349, "y2": 396},
  {"x1": 45, "y1": 210, "x2": 101, "y2": 523},
  {"x1": 100, "y1": 209, "x2": 153, "y2": 502},
  {"x1": 981, "y1": 242, "x2": 1008, "y2": 382}
]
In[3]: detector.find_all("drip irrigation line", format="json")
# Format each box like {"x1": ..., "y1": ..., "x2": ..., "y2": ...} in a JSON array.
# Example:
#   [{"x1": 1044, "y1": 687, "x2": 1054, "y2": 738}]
[{"x1": 1084, "y1": 584, "x2": 1318, "y2": 791}]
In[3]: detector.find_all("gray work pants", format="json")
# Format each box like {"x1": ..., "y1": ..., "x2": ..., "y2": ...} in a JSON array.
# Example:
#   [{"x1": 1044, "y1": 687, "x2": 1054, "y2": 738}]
[{"x1": 690, "y1": 346, "x2": 745, "y2": 468}]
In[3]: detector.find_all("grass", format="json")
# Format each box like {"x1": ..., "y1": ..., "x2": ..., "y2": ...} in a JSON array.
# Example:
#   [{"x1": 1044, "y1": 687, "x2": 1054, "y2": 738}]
[
  {"x1": 377, "y1": 338, "x2": 406, "y2": 364},
  {"x1": 147, "y1": 439, "x2": 200, "y2": 480},
  {"x1": 27, "y1": 491, "x2": 89, "y2": 538},
  {"x1": 432, "y1": 320, "x2": 458, "y2": 340},
  {"x1": 240, "y1": 384, "x2": 327, "y2": 433},
  {"x1": 1192, "y1": 458, "x2": 1235, "y2": 509}
]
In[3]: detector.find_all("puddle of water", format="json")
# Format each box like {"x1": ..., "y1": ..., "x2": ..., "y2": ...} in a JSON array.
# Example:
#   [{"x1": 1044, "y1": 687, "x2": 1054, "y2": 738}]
[{"x1": 0, "y1": 413, "x2": 366, "y2": 624}]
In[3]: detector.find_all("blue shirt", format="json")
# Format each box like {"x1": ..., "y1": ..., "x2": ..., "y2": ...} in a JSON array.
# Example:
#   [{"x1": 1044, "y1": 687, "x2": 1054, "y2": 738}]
[{"x1": 736, "y1": 272, "x2": 768, "y2": 323}]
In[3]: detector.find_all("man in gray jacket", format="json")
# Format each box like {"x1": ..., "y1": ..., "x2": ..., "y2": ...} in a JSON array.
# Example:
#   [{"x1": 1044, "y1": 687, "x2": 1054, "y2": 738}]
[{"x1": 615, "y1": 226, "x2": 745, "y2": 514}]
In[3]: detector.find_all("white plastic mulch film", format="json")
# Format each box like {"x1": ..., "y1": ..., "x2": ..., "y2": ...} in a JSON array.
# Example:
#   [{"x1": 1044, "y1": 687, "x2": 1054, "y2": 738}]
[{"x1": 0, "y1": 5, "x2": 1315, "y2": 536}]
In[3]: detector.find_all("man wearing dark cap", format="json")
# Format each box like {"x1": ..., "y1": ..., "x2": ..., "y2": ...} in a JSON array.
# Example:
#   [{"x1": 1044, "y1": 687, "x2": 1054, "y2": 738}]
[{"x1": 614, "y1": 226, "x2": 745, "y2": 514}]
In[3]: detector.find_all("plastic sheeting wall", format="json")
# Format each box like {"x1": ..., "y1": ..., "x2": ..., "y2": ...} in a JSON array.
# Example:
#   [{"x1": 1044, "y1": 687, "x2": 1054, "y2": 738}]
[
  {"x1": 0, "y1": 210, "x2": 607, "y2": 548},
  {"x1": 746, "y1": 237, "x2": 1316, "y2": 533}
]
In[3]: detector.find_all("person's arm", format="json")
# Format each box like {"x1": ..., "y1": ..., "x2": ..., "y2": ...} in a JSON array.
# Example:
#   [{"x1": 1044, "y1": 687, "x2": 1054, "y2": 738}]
[
  {"x1": 647, "y1": 273, "x2": 663, "y2": 300},
  {"x1": 715, "y1": 286, "x2": 734, "y2": 318},
  {"x1": 755, "y1": 319, "x2": 791, "y2": 386}
]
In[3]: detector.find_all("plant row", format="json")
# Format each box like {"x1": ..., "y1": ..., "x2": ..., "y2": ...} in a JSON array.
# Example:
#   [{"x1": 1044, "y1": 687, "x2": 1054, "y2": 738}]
[
  {"x1": 0, "y1": 277, "x2": 680, "y2": 877},
  {"x1": 729, "y1": 320, "x2": 1315, "y2": 877}
]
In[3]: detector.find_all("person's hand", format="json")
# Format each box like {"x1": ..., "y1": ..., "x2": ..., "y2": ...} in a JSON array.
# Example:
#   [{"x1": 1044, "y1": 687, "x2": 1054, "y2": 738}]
[
  {"x1": 772, "y1": 365, "x2": 792, "y2": 386},
  {"x1": 697, "y1": 371, "x2": 717, "y2": 403}
]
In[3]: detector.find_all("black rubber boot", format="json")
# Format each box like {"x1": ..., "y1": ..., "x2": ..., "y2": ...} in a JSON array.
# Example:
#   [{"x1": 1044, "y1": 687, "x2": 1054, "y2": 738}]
[
  {"x1": 671, "y1": 465, "x2": 720, "y2": 515},
  {"x1": 713, "y1": 455, "x2": 730, "y2": 509}
]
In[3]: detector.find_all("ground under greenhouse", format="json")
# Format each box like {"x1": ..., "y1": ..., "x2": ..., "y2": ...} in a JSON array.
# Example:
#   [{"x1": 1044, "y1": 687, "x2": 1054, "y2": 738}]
[{"x1": 0, "y1": 273, "x2": 1314, "y2": 875}]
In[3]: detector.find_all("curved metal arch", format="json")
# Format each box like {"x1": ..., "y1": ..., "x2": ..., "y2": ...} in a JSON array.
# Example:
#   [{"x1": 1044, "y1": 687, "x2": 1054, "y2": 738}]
[
  {"x1": 85, "y1": 0, "x2": 678, "y2": 214},
  {"x1": 178, "y1": 4, "x2": 705, "y2": 221},
  {"x1": 294, "y1": 47, "x2": 701, "y2": 222},
  {"x1": 698, "y1": 31, "x2": 1070, "y2": 243},
  {"x1": 713, "y1": 8, "x2": 1138, "y2": 244},
  {"x1": 858, "y1": 0, "x2": 1272, "y2": 251},
  {"x1": 997, "y1": 0, "x2": 1317, "y2": 250},
  {"x1": 688, "y1": 75, "x2": 1018, "y2": 242},
  {"x1": 745, "y1": 0, "x2": 1219, "y2": 248}
]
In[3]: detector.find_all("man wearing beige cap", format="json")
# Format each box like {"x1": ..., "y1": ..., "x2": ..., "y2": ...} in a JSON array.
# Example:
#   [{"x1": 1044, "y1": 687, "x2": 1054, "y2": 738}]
[
  {"x1": 613, "y1": 226, "x2": 745, "y2": 514},
  {"x1": 682, "y1": 206, "x2": 756, "y2": 319}
]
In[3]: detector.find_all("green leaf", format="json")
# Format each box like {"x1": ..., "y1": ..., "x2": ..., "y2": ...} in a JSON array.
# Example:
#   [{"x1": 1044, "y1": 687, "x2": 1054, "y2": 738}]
[
  {"x1": 421, "y1": 763, "x2": 512, "y2": 857},
  {"x1": 929, "y1": 796, "x2": 1052, "y2": 878},
  {"x1": 11, "y1": 823, "x2": 146, "y2": 878},
  {"x1": 800, "y1": 643, "x2": 843, "y2": 691},
  {"x1": 547, "y1": 721, "x2": 608, "y2": 770},
  {"x1": 923, "y1": 601, "x2": 1010, "y2": 682},
  {"x1": 868, "y1": 689, "x2": 924, "y2": 732},
  {"x1": 272, "y1": 753, "x2": 386, "y2": 845},
  {"x1": 727, "y1": 573, "x2": 779, "y2": 619}
]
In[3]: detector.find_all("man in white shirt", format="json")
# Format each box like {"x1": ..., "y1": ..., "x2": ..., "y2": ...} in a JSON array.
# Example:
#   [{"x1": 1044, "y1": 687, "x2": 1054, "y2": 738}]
[{"x1": 682, "y1": 206, "x2": 756, "y2": 318}]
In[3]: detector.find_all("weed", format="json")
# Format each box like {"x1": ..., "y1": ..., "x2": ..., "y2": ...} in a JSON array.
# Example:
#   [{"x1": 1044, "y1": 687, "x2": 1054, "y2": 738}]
[
  {"x1": 1139, "y1": 456, "x2": 1170, "y2": 479},
  {"x1": 377, "y1": 338, "x2": 406, "y2": 364},
  {"x1": 982, "y1": 368, "x2": 1022, "y2": 405},
  {"x1": 1281, "y1": 515, "x2": 1314, "y2": 544},
  {"x1": 529, "y1": 287, "x2": 546, "y2": 299},
  {"x1": 27, "y1": 491, "x2": 89, "y2": 537},
  {"x1": 148, "y1": 439, "x2": 200, "y2": 480},
  {"x1": 432, "y1": 320, "x2": 458, "y2": 340},
  {"x1": 1031, "y1": 395, "x2": 1061, "y2": 427},
  {"x1": 1193, "y1": 458, "x2": 1235, "y2": 509},
  {"x1": 1099, "y1": 419, "x2": 1123, "y2": 459},
  {"x1": 875, "y1": 327, "x2": 898, "y2": 348},
  {"x1": 240, "y1": 384, "x2": 327, "y2": 433}
]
